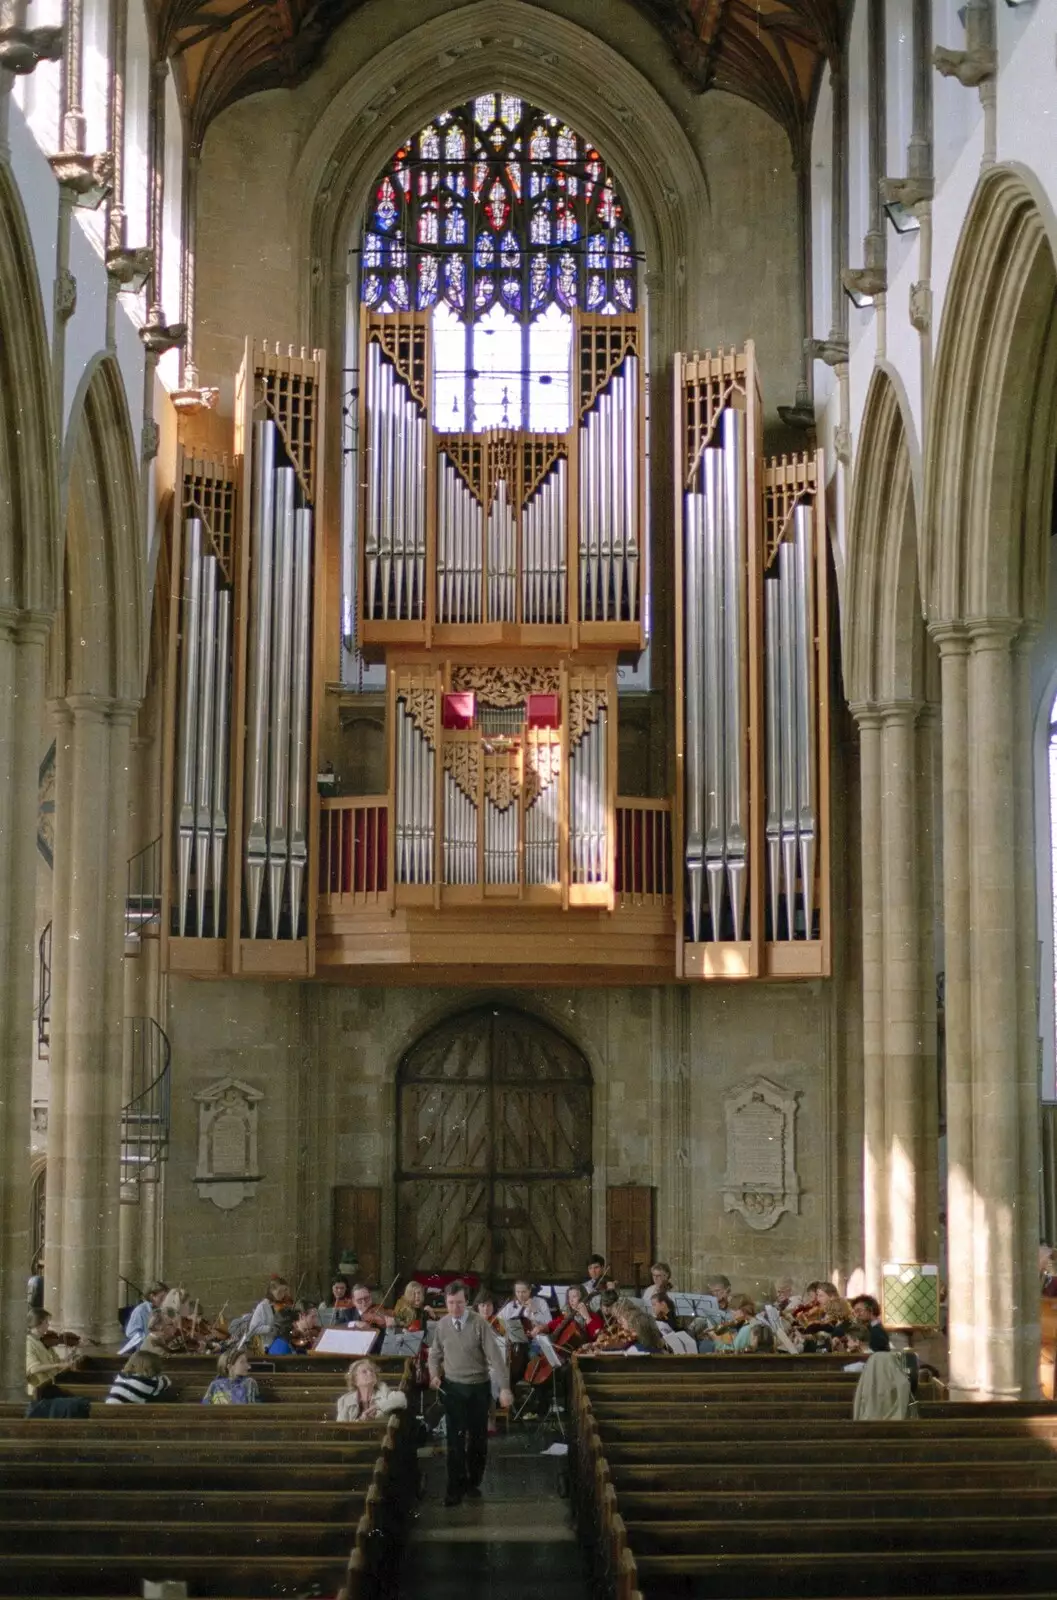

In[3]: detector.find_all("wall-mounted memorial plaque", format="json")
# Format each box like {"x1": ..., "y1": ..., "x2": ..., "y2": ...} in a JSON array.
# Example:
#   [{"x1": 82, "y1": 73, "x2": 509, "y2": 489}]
[
  {"x1": 193, "y1": 1077, "x2": 263, "y2": 1209},
  {"x1": 721, "y1": 1075, "x2": 800, "y2": 1231}
]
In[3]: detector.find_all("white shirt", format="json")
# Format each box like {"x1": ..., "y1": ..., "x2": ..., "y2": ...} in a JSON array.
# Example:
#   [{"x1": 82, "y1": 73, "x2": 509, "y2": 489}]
[{"x1": 497, "y1": 1295, "x2": 550, "y2": 1330}]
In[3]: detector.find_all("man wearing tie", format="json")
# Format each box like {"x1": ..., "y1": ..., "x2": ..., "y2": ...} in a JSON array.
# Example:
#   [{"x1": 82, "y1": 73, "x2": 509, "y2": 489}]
[{"x1": 429, "y1": 1281, "x2": 513, "y2": 1506}]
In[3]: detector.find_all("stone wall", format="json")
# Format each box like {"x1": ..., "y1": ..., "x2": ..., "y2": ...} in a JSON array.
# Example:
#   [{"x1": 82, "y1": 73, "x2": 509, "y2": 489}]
[{"x1": 163, "y1": 965, "x2": 862, "y2": 1314}]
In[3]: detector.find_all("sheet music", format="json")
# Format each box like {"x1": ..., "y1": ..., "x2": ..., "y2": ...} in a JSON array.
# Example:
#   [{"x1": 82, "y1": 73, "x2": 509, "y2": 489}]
[
  {"x1": 672, "y1": 1293, "x2": 721, "y2": 1320},
  {"x1": 314, "y1": 1328, "x2": 379, "y2": 1356}
]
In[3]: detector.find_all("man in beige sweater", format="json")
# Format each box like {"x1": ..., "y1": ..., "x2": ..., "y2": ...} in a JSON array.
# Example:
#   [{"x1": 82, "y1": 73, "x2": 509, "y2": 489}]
[{"x1": 429, "y1": 1280, "x2": 513, "y2": 1506}]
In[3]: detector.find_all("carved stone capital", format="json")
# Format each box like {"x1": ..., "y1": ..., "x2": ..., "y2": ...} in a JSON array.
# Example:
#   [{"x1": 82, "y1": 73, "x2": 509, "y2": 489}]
[
  {"x1": 880, "y1": 175, "x2": 934, "y2": 210},
  {"x1": 171, "y1": 378, "x2": 220, "y2": 415},
  {"x1": 933, "y1": 44, "x2": 996, "y2": 87},
  {"x1": 842, "y1": 265, "x2": 888, "y2": 301},
  {"x1": 805, "y1": 335, "x2": 849, "y2": 369},
  {"x1": 139, "y1": 319, "x2": 187, "y2": 357},
  {"x1": 834, "y1": 425, "x2": 852, "y2": 467},
  {"x1": 48, "y1": 149, "x2": 113, "y2": 206},
  {"x1": 106, "y1": 244, "x2": 153, "y2": 288},
  {"x1": 0, "y1": 23, "x2": 62, "y2": 72}
]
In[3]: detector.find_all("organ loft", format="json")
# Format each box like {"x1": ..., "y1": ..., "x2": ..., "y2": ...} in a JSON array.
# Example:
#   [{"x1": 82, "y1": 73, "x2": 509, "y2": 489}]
[{"x1": 3, "y1": 0, "x2": 1056, "y2": 1427}]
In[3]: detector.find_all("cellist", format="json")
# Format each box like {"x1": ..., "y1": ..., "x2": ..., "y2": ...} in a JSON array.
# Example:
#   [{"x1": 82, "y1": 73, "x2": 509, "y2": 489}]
[{"x1": 547, "y1": 1284, "x2": 602, "y2": 1344}]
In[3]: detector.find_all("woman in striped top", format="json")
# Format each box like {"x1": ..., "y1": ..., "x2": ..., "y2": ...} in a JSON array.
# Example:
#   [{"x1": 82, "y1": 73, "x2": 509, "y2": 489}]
[{"x1": 106, "y1": 1350, "x2": 172, "y2": 1404}]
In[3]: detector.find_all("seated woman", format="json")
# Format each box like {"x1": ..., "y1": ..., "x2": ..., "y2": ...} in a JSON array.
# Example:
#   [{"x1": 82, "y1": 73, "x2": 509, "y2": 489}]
[
  {"x1": 106, "y1": 1349, "x2": 172, "y2": 1404},
  {"x1": 318, "y1": 1278, "x2": 356, "y2": 1327},
  {"x1": 25, "y1": 1309, "x2": 81, "y2": 1399},
  {"x1": 336, "y1": 1357, "x2": 408, "y2": 1422},
  {"x1": 649, "y1": 1292, "x2": 680, "y2": 1333},
  {"x1": 393, "y1": 1279, "x2": 440, "y2": 1330},
  {"x1": 580, "y1": 1294, "x2": 635, "y2": 1355},
  {"x1": 266, "y1": 1309, "x2": 298, "y2": 1356},
  {"x1": 622, "y1": 1305, "x2": 666, "y2": 1354},
  {"x1": 202, "y1": 1348, "x2": 260, "y2": 1404},
  {"x1": 641, "y1": 1262, "x2": 676, "y2": 1317},
  {"x1": 551, "y1": 1284, "x2": 603, "y2": 1343}
]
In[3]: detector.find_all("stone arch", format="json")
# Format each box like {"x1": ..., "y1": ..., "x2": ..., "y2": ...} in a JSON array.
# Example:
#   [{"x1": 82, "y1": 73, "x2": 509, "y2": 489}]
[
  {"x1": 0, "y1": 162, "x2": 60, "y2": 616},
  {"x1": 395, "y1": 1002, "x2": 593, "y2": 1281},
  {"x1": 59, "y1": 355, "x2": 145, "y2": 703},
  {"x1": 845, "y1": 366, "x2": 926, "y2": 706},
  {"x1": 293, "y1": 0, "x2": 710, "y2": 354},
  {"x1": 923, "y1": 164, "x2": 1057, "y2": 627}
]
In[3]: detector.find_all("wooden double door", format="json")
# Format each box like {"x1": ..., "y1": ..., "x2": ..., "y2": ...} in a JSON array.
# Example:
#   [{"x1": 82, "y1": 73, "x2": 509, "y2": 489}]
[{"x1": 396, "y1": 1006, "x2": 592, "y2": 1283}]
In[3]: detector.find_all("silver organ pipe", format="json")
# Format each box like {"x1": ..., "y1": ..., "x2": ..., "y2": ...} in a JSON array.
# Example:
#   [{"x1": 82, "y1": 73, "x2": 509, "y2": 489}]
[
  {"x1": 267, "y1": 467, "x2": 295, "y2": 939},
  {"x1": 364, "y1": 341, "x2": 427, "y2": 621},
  {"x1": 521, "y1": 459, "x2": 566, "y2": 624},
  {"x1": 443, "y1": 771, "x2": 478, "y2": 885},
  {"x1": 175, "y1": 515, "x2": 233, "y2": 940},
  {"x1": 682, "y1": 406, "x2": 749, "y2": 943},
  {"x1": 570, "y1": 709, "x2": 607, "y2": 884},
  {"x1": 243, "y1": 420, "x2": 275, "y2": 939},
  {"x1": 765, "y1": 504, "x2": 817, "y2": 940},
  {"x1": 287, "y1": 507, "x2": 313, "y2": 938},
  {"x1": 243, "y1": 419, "x2": 315, "y2": 939},
  {"x1": 176, "y1": 519, "x2": 203, "y2": 937},
  {"x1": 395, "y1": 697, "x2": 435, "y2": 884},
  {"x1": 525, "y1": 762, "x2": 560, "y2": 885},
  {"x1": 484, "y1": 798, "x2": 518, "y2": 885},
  {"x1": 487, "y1": 477, "x2": 516, "y2": 622},
  {"x1": 578, "y1": 356, "x2": 639, "y2": 623},
  {"x1": 437, "y1": 454, "x2": 483, "y2": 623}
]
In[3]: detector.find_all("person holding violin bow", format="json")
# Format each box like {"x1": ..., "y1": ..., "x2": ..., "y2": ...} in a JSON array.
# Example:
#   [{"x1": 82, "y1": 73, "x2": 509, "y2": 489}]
[
  {"x1": 120, "y1": 1281, "x2": 169, "y2": 1354},
  {"x1": 582, "y1": 1255, "x2": 618, "y2": 1310}
]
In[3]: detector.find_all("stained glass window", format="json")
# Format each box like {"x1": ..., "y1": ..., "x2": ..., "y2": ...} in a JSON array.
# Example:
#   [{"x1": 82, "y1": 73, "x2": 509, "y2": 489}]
[{"x1": 360, "y1": 95, "x2": 637, "y2": 431}]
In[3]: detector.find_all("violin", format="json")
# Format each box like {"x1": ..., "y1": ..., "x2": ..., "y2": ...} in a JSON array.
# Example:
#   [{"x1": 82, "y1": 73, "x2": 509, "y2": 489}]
[{"x1": 40, "y1": 1329, "x2": 82, "y2": 1351}]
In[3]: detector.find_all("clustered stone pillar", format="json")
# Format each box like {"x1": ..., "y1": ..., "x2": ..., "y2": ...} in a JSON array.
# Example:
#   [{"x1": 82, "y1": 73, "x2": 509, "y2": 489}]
[
  {"x1": 933, "y1": 619, "x2": 1040, "y2": 1400},
  {"x1": 0, "y1": 610, "x2": 50, "y2": 1399},
  {"x1": 854, "y1": 698, "x2": 939, "y2": 1293},
  {"x1": 44, "y1": 693, "x2": 133, "y2": 1346}
]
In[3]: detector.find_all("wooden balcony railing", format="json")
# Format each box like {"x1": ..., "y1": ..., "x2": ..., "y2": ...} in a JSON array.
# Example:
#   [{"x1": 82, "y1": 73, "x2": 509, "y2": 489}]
[
  {"x1": 615, "y1": 799, "x2": 672, "y2": 906},
  {"x1": 319, "y1": 797, "x2": 389, "y2": 909}
]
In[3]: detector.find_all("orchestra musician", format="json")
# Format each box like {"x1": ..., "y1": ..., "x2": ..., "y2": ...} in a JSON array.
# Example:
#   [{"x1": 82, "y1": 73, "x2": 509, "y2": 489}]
[
  {"x1": 119, "y1": 1281, "x2": 169, "y2": 1354},
  {"x1": 497, "y1": 1280, "x2": 551, "y2": 1384},
  {"x1": 582, "y1": 1255, "x2": 617, "y2": 1309},
  {"x1": 579, "y1": 1292, "x2": 634, "y2": 1354},
  {"x1": 318, "y1": 1278, "x2": 357, "y2": 1327},
  {"x1": 641, "y1": 1262, "x2": 675, "y2": 1317},
  {"x1": 548, "y1": 1283, "x2": 602, "y2": 1343},
  {"x1": 393, "y1": 1280, "x2": 441, "y2": 1330},
  {"x1": 348, "y1": 1283, "x2": 397, "y2": 1331},
  {"x1": 26, "y1": 1309, "x2": 82, "y2": 1398}
]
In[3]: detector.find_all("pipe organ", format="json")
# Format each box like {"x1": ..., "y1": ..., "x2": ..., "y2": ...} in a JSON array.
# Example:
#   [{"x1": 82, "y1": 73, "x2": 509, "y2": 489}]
[
  {"x1": 162, "y1": 326, "x2": 830, "y2": 985},
  {"x1": 674, "y1": 347, "x2": 831, "y2": 981},
  {"x1": 359, "y1": 310, "x2": 644, "y2": 649},
  {"x1": 163, "y1": 342, "x2": 324, "y2": 978}
]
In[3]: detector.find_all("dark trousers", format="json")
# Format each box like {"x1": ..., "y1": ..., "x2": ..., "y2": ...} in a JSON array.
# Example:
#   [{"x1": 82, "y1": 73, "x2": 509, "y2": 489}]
[{"x1": 443, "y1": 1379, "x2": 491, "y2": 1495}]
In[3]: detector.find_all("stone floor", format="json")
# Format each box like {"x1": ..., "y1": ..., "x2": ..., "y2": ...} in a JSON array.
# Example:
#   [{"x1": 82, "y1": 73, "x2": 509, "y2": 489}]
[{"x1": 399, "y1": 1424, "x2": 587, "y2": 1598}]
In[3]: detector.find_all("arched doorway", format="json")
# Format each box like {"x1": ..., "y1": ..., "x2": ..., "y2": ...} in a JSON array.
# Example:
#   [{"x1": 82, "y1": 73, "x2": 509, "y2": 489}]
[{"x1": 396, "y1": 1006, "x2": 592, "y2": 1282}]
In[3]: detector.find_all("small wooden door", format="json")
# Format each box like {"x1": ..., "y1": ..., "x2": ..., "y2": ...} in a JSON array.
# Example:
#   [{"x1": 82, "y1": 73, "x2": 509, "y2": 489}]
[
  {"x1": 397, "y1": 1007, "x2": 592, "y2": 1282},
  {"x1": 332, "y1": 1185, "x2": 382, "y2": 1286},
  {"x1": 606, "y1": 1184, "x2": 654, "y2": 1290}
]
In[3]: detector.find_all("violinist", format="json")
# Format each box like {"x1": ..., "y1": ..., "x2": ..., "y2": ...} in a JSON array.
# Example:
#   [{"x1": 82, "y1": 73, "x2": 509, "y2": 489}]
[
  {"x1": 348, "y1": 1283, "x2": 396, "y2": 1331},
  {"x1": 119, "y1": 1281, "x2": 169, "y2": 1354},
  {"x1": 583, "y1": 1255, "x2": 617, "y2": 1310},
  {"x1": 641, "y1": 1262, "x2": 675, "y2": 1318},
  {"x1": 242, "y1": 1278, "x2": 292, "y2": 1351},
  {"x1": 26, "y1": 1309, "x2": 82, "y2": 1398},
  {"x1": 393, "y1": 1280, "x2": 441, "y2": 1331},
  {"x1": 648, "y1": 1291, "x2": 680, "y2": 1334},
  {"x1": 579, "y1": 1292, "x2": 634, "y2": 1355},
  {"x1": 319, "y1": 1278, "x2": 357, "y2": 1327},
  {"x1": 290, "y1": 1305, "x2": 322, "y2": 1351},
  {"x1": 473, "y1": 1291, "x2": 506, "y2": 1338},
  {"x1": 266, "y1": 1309, "x2": 298, "y2": 1355}
]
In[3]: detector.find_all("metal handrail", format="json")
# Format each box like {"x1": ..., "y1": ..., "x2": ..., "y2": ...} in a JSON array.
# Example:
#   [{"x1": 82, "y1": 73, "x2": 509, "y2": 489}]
[
  {"x1": 121, "y1": 1017, "x2": 172, "y2": 1187},
  {"x1": 126, "y1": 836, "x2": 163, "y2": 941},
  {"x1": 37, "y1": 921, "x2": 51, "y2": 1059}
]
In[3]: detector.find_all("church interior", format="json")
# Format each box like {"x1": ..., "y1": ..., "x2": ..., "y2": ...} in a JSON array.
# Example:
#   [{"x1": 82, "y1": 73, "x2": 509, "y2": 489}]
[{"x1": 3, "y1": 0, "x2": 1057, "y2": 1583}]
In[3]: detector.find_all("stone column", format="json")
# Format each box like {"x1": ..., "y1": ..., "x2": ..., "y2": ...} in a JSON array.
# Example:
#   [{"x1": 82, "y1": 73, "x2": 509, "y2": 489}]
[
  {"x1": 932, "y1": 625, "x2": 975, "y2": 1398},
  {"x1": 43, "y1": 701, "x2": 73, "y2": 1316},
  {"x1": 653, "y1": 985, "x2": 692, "y2": 1284},
  {"x1": 0, "y1": 611, "x2": 50, "y2": 1399},
  {"x1": 51, "y1": 694, "x2": 126, "y2": 1344},
  {"x1": 915, "y1": 703, "x2": 941, "y2": 1267},
  {"x1": 1012, "y1": 634, "x2": 1041, "y2": 1396},
  {"x1": 880, "y1": 702, "x2": 927, "y2": 1262},
  {"x1": 854, "y1": 706, "x2": 886, "y2": 1292},
  {"x1": 966, "y1": 622, "x2": 1035, "y2": 1398}
]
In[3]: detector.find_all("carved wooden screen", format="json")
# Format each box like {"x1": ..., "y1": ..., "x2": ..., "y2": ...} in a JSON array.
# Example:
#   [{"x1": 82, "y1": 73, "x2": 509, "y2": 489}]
[{"x1": 396, "y1": 1006, "x2": 592, "y2": 1282}]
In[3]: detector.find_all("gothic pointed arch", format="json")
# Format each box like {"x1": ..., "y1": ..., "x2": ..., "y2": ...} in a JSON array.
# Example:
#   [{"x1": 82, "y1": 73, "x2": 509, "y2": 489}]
[
  {"x1": 923, "y1": 165, "x2": 1057, "y2": 628},
  {"x1": 0, "y1": 163, "x2": 59, "y2": 617},
  {"x1": 60, "y1": 356, "x2": 146, "y2": 703},
  {"x1": 396, "y1": 1004, "x2": 592, "y2": 1281},
  {"x1": 845, "y1": 367, "x2": 925, "y2": 706}
]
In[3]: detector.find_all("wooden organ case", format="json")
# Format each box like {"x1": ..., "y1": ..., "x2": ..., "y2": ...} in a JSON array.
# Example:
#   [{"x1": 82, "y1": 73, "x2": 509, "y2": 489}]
[
  {"x1": 162, "y1": 342, "x2": 325, "y2": 978},
  {"x1": 159, "y1": 330, "x2": 831, "y2": 986},
  {"x1": 674, "y1": 346, "x2": 831, "y2": 981}
]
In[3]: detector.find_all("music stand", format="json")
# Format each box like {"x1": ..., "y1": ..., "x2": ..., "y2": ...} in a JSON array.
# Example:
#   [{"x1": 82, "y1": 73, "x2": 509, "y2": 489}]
[{"x1": 512, "y1": 1335, "x2": 566, "y2": 1439}]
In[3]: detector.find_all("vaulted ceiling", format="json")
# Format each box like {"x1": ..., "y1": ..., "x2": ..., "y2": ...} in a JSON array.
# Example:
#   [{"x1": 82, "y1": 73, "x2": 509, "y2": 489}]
[{"x1": 164, "y1": 0, "x2": 845, "y2": 155}]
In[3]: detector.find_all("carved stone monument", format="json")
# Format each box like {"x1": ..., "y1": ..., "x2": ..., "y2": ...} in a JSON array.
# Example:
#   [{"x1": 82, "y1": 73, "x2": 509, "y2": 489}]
[
  {"x1": 721, "y1": 1075, "x2": 800, "y2": 1231},
  {"x1": 193, "y1": 1077, "x2": 263, "y2": 1209}
]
